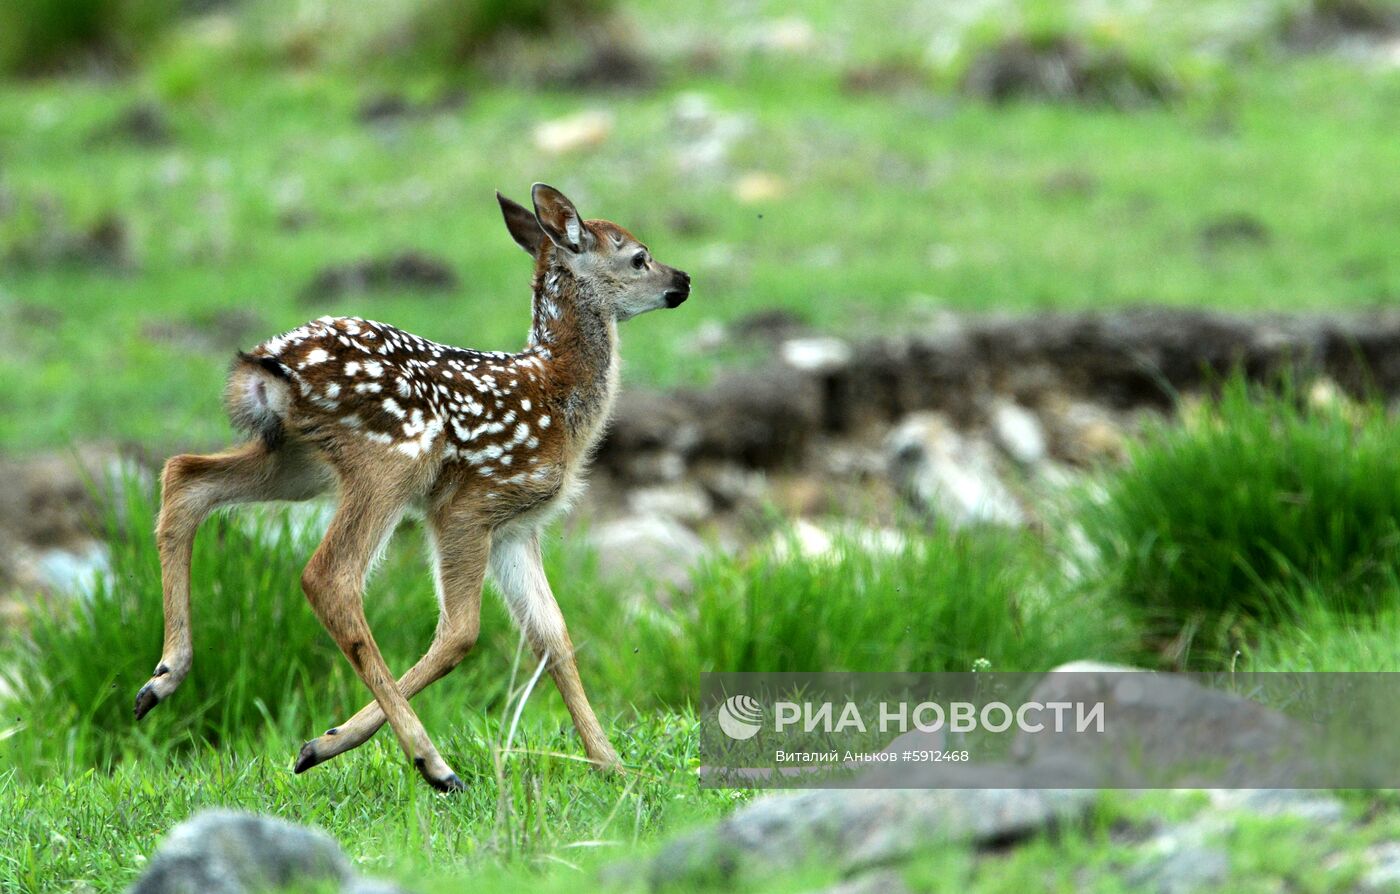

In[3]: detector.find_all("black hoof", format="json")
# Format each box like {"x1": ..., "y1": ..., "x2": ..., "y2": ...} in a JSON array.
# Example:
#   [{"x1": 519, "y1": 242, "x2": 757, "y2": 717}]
[
  {"x1": 415, "y1": 757, "x2": 466, "y2": 793},
  {"x1": 293, "y1": 741, "x2": 323, "y2": 774},
  {"x1": 133, "y1": 684, "x2": 160, "y2": 721}
]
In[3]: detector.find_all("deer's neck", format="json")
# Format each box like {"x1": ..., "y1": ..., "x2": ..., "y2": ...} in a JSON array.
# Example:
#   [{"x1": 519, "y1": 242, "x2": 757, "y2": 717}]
[{"x1": 526, "y1": 260, "x2": 619, "y2": 438}]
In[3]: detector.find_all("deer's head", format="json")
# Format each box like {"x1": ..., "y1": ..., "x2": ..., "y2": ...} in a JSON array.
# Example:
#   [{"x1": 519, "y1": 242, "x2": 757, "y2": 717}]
[{"x1": 497, "y1": 184, "x2": 691, "y2": 321}]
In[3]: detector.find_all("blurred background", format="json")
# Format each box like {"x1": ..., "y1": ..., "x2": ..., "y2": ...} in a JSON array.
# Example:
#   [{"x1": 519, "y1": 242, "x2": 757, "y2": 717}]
[{"x1": 2, "y1": 0, "x2": 1398, "y2": 452}]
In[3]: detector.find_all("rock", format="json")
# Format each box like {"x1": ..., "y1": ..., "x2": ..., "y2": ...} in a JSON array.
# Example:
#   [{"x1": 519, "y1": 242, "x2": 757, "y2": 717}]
[
  {"x1": 682, "y1": 364, "x2": 823, "y2": 468},
  {"x1": 646, "y1": 787, "x2": 1094, "y2": 888},
  {"x1": 766, "y1": 520, "x2": 910, "y2": 564},
  {"x1": 885, "y1": 413, "x2": 1025, "y2": 527},
  {"x1": 1013, "y1": 662, "x2": 1320, "y2": 787},
  {"x1": 733, "y1": 172, "x2": 786, "y2": 204},
  {"x1": 989, "y1": 399, "x2": 1048, "y2": 466},
  {"x1": 1045, "y1": 399, "x2": 1127, "y2": 464},
  {"x1": 587, "y1": 515, "x2": 707, "y2": 591},
  {"x1": 1362, "y1": 841, "x2": 1400, "y2": 891},
  {"x1": 597, "y1": 389, "x2": 700, "y2": 470},
  {"x1": 627, "y1": 483, "x2": 712, "y2": 524},
  {"x1": 127, "y1": 810, "x2": 407, "y2": 894},
  {"x1": 1125, "y1": 819, "x2": 1230, "y2": 894},
  {"x1": 691, "y1": 460, "x2": 766, "y2": 511},
  {"x1": 804, "y1": 869, "x2": 912, "y2": 894},
  {"x1": 769, "y1": 475, "x2": 828, "y2": 517},
  {"x1": 752, "y1": 17, "x2": 817, "y2": 54},
  {"x1": 299, "y1": 251, "x2": 457, "y2": 303},
  {"x1": 619, "y1": 450, "x2": 687, "y2": 484},
  {"x1": 533, "y1": 111, "x2": 613, "y2": 155},
  {"x1": 1205, "y1": 788, "x2": 1344, "y2": 823},
  {"x1": 780, "y1": 337, "x2": 852, "y2": 375},
  {"x1": 1283, "y1": 0, "x2": 1399, "y2": 50},
  {"x1": 32, "y1": 542, "x2": 111, "y2": 597}
]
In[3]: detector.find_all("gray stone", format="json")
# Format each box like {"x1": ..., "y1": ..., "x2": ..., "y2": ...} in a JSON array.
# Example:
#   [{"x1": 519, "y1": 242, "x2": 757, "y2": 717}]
[
  {"x1": 781, "y1": 336, "x2": 853, "y2": 374},
  {"x1": 885, "y1": 412, "x2": 1025, "y2": 527},
  {"x1": 33, "y1": 542, "x2": 111, "y2": 597},
  {"x1": 1014, "y1": 662, "x2": 1320, "y2": 787},
  {"x1": 989, "y1": 399, "x2": 1048, "y2": 466},
  {"x1": 588, "y1": 514, "x2": 707, "y2": 591},
  {"x1": 127, "y1": 810, "x2": 407, "y2": 894},
  {"x1": 1125, "y1": 818, "x2": 1231, "y2": 894},
  {"x1": 627, "y1": 483, "x2": 713, "y2": 524},
  {"x1": 803, "y1": 868, "x2": 912, "y2": 894},
  {"x1": 620, "y1": 450, "x2": 687, "y2": 484},
  {"x1": 1206, "y1": 788, "x2": 1344, "y2": 823},
  {"x1": 692, "y1": 460, "x2": 767, "y2": 510},
  {"x1": 1362, "y1": 841, "x2": 1400, "y2": 892},
  {"x1": 647, "y1": 786, "x2": 1094, "y2": 888}
]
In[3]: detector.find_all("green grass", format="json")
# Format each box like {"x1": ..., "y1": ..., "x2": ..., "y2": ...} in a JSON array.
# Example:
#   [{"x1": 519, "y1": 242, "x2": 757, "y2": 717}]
[
  {"x1": 1077, "y1": 378, "x2": 1400, "y2": 665},
  {"x1": 6, "y1": 378, "x2": 1400, "y2": 890},
  {"x1": 0, "y1": 494, "x2": 1115, "y2": 892}
]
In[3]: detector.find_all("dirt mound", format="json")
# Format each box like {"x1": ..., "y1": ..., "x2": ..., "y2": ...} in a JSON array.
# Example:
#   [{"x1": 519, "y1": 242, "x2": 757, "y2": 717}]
[{"x1": 962, "y1": 35, "x2": 1176, "y2": 108}]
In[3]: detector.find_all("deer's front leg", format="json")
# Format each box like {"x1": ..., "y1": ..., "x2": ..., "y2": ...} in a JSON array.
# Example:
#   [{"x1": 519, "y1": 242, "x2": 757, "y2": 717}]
[
  {"x1": 489, "y1": 529, "x2": 620, "y2": 769},
  {"x1": 299, "y1": 477, "x2": 465, "y2": 792},
  {"x1": 295, "y1": 513, "x2": 490, "y2": 774}
]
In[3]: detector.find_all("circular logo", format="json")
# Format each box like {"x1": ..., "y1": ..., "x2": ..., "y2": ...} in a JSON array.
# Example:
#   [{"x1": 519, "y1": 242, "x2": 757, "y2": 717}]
[{"x1": 717, "y1": 694, "x2": 764, "y2": 740}]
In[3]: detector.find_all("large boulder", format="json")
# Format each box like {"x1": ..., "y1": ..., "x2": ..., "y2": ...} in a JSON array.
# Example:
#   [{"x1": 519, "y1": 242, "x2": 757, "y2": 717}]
[
  {"x1": 645, "y1": 785, "x2": 1094, "y2": 889},
  {"x1": 127, "y1": 810, "x2": 406, "y2": 894},
  {"x1": 1012, "y1": 662, "x2": 1321, "y2": 787}
]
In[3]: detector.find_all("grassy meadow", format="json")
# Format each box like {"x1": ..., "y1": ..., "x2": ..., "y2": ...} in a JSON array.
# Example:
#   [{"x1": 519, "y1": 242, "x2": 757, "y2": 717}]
[
  {"x1": 3, "y1": 0, "x2": 1400, "y2": 450},
  {"x1": 4, "y1": 0, "x2": 1400, "y2": 891}
]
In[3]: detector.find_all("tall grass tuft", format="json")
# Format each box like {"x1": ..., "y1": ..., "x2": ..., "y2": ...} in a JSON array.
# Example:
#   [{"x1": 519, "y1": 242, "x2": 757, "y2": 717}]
[
  {"x1": 603, "y1": 528, "x2": 1131, "y2": 703},
  {"x1": 1079, "y1": 377, "x2": 1400, "y2": 662}
]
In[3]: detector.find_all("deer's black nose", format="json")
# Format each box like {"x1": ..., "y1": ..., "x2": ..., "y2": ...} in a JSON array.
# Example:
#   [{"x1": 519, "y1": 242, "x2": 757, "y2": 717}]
[{"x1": 664, "y1": 270, "x2": 691, "y2": 308}]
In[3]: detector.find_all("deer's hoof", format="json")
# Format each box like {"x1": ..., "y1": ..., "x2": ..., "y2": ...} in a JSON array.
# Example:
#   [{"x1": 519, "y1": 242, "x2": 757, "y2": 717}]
[
  {"x1": 133, "y1": 684, "x2": 160, "y2": 721},
  {"x1": 293, "y1": 740, "x2": 325, "y2": 774},
  {"x1": 415, "y1": 757, "x2": 467, "y2": 793}
]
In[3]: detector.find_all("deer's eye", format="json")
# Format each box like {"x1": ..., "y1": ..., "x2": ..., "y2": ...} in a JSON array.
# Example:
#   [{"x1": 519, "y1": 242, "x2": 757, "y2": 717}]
[{"x1": 631, "y1": 252, "x2": 647, "y2": 270}]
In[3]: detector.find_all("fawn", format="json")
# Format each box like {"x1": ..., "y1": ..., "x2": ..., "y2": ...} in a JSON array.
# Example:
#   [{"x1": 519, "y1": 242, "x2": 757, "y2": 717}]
[{"x1": 134, "y1": 184, "x2": 690, "y2": 791}]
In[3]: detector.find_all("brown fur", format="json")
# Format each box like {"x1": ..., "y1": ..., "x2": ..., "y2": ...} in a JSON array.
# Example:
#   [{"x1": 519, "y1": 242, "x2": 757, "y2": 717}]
[{"x1": 134, "y1": 184, "x2": 690, "y2": 790}]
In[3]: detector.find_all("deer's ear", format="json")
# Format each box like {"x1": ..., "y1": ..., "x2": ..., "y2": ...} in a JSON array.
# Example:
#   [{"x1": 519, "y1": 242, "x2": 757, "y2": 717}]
[
  {"x1": 531, "y1": 183, "x2": 592, "y2": 254},
  {"x1": 497, "y1": 192, "x2": 544, "y2": 255}
]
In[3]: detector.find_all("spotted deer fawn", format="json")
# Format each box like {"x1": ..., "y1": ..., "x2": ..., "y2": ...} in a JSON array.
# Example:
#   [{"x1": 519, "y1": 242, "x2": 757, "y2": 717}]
[{"x1": 134, "y1": 184, "x2": 690, "y2": 791}]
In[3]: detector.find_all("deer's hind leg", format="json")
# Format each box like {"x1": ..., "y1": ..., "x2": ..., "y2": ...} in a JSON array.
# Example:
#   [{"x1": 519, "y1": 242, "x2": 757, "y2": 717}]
[
  {"x1": 294, "y1": 500, "x2": 490, "y2": 774},
  {"x1": 135, "y1": 440, "x2": 328, "y2": 720}
]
